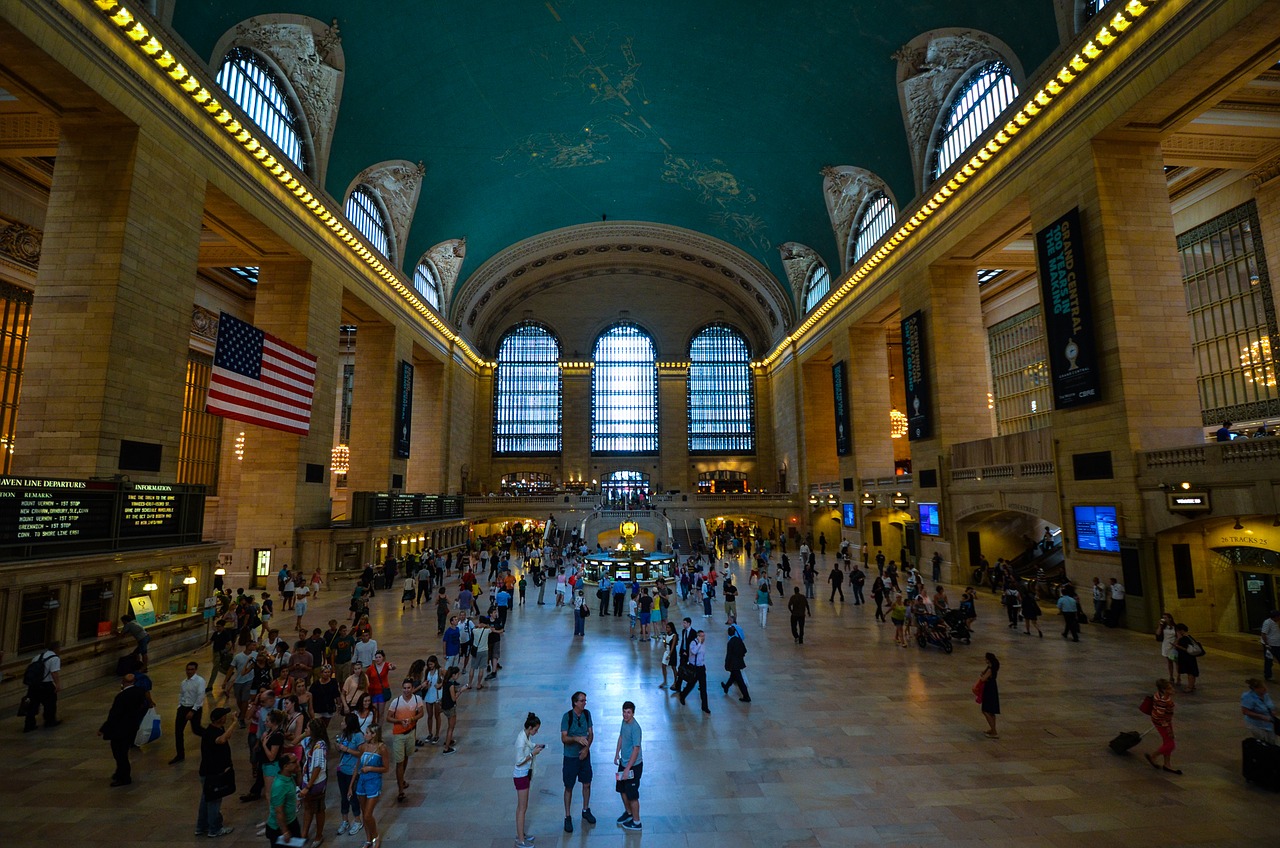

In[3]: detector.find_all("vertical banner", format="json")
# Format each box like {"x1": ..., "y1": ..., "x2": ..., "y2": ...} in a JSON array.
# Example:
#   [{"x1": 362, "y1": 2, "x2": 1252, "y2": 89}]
[
  {"x1": 394, "y1": 360, "x2": 413, "y2": 459},
  {"x1": 1035, "y1": 207, "x2": 1101, "y2": 408},
  {"x1": 832, "y1": 360, "x2": 851, "y2": 456},
  {"x1": 901, "y1": 309, "x2": 931, "y2": 440}
]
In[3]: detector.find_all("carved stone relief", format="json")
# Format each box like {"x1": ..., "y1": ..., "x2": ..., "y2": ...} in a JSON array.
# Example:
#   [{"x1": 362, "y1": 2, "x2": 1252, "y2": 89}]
[
  {"x1": 0, "y1": 221, "x2": 41, "y2": 270},
  {"x1": 349, "y1": 160, "x2": 425, "y2": 267},
  {"x1": 895, "y1": 29, "x2": 1021, "y2": 191},
  {"x1": 821, "y1": 166, "x2": 894, "y2": 272},
  {"x1": 777, "y1": 242, "x2": 821, "y2": 315},
  {"x1": 191, "y1": 305, "x2": 220, "y2": 342},
  {"x1": 425, "y1": 238, "x2": 467, "y2": 306},
  {"x1": 216, "y1": 16, "x2": 345, "y2": 185}
]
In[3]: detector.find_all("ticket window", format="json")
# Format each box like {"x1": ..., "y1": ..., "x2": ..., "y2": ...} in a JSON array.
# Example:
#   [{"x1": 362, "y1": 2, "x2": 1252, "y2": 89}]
[
  {"x1": 253, "y1": 549, "x2": 272, "y2": 589},
  {"x1": 169, "y1": 568, "x2": 194, "y2": 616},
  {"x1": 127, "y1": 573, "x2": 158, "y2": 620}
]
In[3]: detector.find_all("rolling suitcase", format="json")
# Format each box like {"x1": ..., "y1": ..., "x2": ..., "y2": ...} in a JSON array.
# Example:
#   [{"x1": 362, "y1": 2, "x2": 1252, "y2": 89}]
[
  {"x1": 1242, "y1": 737, "x2": 1280, "y2": 790},
  {"x1": 1108, "y1": 726, "x2": 1151, "y2": 755}
]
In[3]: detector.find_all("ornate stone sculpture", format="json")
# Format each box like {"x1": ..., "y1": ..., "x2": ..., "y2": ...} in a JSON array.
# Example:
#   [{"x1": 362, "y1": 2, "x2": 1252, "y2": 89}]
[
  {"x1": 350, "y1": 161, "x2": 426, "y2": 266},
  {"x1": 821, "y1": 166, "x2": 893, "y2": 272},
  {"x1": 778, "y1": 242, "x2": 822, "y2": 315},
  {"x1": 425, "y1": 238, "x2": 467, "y2": 307}
]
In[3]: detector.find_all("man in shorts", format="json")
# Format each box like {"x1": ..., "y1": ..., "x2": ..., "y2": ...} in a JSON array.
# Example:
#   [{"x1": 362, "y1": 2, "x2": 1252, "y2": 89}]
[
  {"x1": 613, "y1": 700, "x2": 643, "y2": 830},
  {"x1": 560, "y1": 691, "x2": 597, "y2": 833},
  {"x1": 387, "y1": 679, "x2": 425, "y2": 800}
]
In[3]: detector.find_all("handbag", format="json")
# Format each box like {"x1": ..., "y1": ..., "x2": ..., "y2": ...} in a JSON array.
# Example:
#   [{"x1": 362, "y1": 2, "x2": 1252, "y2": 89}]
[
  {"x1": 972, "y1": 678, "x2": 986, "y2": 703},
  {"x1": 204, "y1": 768, "x2": 237, "y2": 800},
  {"x1": 581, "y1": 604, "x2": 590, "y2": 618},
  {"x1": 1138, "y1": 695, "x2": 1154, "y2": 715},
  {"x1": 135, "y1": 706, "x2": 162, "y2": 746},
  {"x1": 1185, "y1": 637, "x2": 1206, "y2": 658}
]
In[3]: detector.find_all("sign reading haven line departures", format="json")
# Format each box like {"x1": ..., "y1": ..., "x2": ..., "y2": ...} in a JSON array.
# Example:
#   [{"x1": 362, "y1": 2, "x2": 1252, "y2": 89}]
[{"x1": 1035, "y1": 207, "x2": 1101, "y2": 408}]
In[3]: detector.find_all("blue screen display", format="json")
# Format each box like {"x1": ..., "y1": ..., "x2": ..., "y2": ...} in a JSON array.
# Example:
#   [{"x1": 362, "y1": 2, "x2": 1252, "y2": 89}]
[
  {"x1": 841, "y1": 503, "x2": 856, "y2": 528},
  {"x1": 1074, "y1": 505, "x2": 1120, "y2": 553},
  {"x1": 919, "y1": 502, "x2": 940, "y2": 536}
]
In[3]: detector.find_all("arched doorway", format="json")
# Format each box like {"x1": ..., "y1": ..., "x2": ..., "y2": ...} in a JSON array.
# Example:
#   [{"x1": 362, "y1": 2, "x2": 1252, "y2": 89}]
[{"x1": 601, "y1": 471, "x2": 650, "y2": 509}]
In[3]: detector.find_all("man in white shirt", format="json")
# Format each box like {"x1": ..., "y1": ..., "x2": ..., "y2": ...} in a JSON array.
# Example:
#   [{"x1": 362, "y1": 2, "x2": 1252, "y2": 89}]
[
  {"x1": 171, "y1": 661, "x2": 206, "y2": 763},
  {"x1": 387, "y1": 679, "x2": 425, "y2": 800},
  {"x1": 1261, "y1": 609, "x2": 1280, "y2": 681},
  {"x1": 351, "y1": 632, "x2": 379, "y2": 669},
  {"x1": 23, "y1": 641, "x2": 62, "y2": 732},
  {"x1": 1090, "y1": 577, "x2": 1107, "y2": 623},
  {"x1": 1107, "y1": 579, "x2": 1126, "y2": 627}
]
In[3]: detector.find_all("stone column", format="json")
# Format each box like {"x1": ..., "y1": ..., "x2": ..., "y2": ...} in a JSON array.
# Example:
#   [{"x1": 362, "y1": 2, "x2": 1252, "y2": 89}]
[
  {"x1": 232, "y1": 260, "x2": 340, "y2": 570},
  {"x1": 561, "y1": 366, "x2": 592, "y2": 488},
  {"x1": 657, "y1": 364, "x2": 688, "y2": 491},
  {"x1": 346, "y1": 320, "x2": 412, "y2": 492},
  {"x1": 846, "y1": 323, "x2": 895, "y2": 480},
  {"x1": 16, "y1": 122, "x2": 203, "y2": 479}
]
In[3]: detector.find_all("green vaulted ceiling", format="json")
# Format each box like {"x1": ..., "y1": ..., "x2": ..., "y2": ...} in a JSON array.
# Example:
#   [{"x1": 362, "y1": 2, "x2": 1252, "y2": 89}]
[{"x1": 171, "y1": 1, "x2": 1060, "y2": 303}]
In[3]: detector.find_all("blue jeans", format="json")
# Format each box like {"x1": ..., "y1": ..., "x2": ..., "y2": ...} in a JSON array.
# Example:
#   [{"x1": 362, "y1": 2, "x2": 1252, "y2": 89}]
[
  {"x1": 573, "y1": 609, "x2": 585, "y2": 636},
  {"x1": 196, "y1": 777, "x2": 224, "y2": 833}
]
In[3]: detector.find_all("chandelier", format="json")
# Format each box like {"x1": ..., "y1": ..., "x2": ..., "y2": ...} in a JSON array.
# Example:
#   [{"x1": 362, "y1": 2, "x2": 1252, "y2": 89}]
[
  {"x1": 1240, "y1": 336, "x2": 1276, "y2": 388},
  {"x1": 890, "y1": 408, "x2": 908, "y2": 439},
  {"x1": 330, "y1": 443, "x2": 351, "y2": 475}
]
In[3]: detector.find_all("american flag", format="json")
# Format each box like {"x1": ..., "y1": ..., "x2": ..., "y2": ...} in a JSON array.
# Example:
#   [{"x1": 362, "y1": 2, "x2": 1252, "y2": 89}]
[{"x1": 206, "y1": 312, "x2": 317, "y2": 436}]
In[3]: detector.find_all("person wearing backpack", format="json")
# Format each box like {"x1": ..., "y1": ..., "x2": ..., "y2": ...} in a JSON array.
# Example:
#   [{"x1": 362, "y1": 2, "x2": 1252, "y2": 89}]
[{"x1": 23, "y1": 641, "x2": 62, "y2": 732}]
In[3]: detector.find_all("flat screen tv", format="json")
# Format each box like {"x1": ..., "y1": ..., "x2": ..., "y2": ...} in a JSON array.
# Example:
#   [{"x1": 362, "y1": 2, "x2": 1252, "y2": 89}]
[
  {"x1": 1074, "y1": 504, "x2": 1120, "y2": 553},
  {"x1": 919, "y1": 502, "x2": 940, "y2": 536},
  {"x1": 841, "y1": 503, "x2": 856, "y2": 528}
]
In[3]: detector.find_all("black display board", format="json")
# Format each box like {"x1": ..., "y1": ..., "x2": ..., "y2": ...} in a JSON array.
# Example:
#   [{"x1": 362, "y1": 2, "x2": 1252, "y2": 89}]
[
  {"x1": 351, "y1": 491, "x2": 465, "y2": 527},
  {"x1": 394, "y1": 360, "x2": 413, "y2": 459},
  {"x1": 1036, "y1": 207, "x2": 1102, "y2": 408},
  {"x1": 900, "y1": 310, "x2": 932, "y2": 440},
  {"x1": 0, "y1": 477, "x2": 205, "y2": 560},
  {"x1": 832, "y1": 360, "x2": 851, "y2": 456}
]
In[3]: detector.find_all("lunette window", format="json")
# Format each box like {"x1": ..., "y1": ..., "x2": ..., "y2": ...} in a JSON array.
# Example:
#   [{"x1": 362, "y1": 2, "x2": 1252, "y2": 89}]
[
  {"x1": 931, "y1": 61, "x2": 1019, "y2": 183},
  {"x1": 345, "y1": 185, "x2": 391, "y2": 260},
  {"x1": 592, "y1": 324, "x2": 657, "y2": 453},
  {"x1": 494, "y1": 323, "x2": 562, "y2": 455},
  {"x1": 802, "y1": 264, "x2": 830, "y2": 313},
  {"x1": 688, "y1": 324, "x2": 754, "y2": 453},
  {"x1": 413, "y1": 261, "x2": 442, "y2": 310},
  {"x1": 215, "y1": 47, "x2": 307, "y2": 173},
  {"x1": 850, "y1": 192, "x2": 896, "y2": 265}
]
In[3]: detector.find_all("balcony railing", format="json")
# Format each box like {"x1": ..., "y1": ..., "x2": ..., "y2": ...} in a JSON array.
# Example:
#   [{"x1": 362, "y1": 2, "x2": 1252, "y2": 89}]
[{"x1": 1140, "y1": 438, "x2": 1280, "y2": 475}]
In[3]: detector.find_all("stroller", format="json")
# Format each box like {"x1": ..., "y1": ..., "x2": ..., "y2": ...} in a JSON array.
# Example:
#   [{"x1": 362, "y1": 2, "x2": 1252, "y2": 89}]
[
  {"x1": 942, "y1": 608, "x2": 972, "y2": 644},
  {"x1": 915, "y1": 613, "x2": 954, "y2": 653}
]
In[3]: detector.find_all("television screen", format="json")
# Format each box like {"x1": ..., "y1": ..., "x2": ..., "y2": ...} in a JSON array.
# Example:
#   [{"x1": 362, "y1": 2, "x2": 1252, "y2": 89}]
[
  {"x1": 1074, "y1": 505, "x2": 1120, "y2": 553},
  {"x1": 841, "y1": 503, "x2": 856, "y2": 528},
  {"x1": 919, "y1": 502, "x2": 940, "y2": 536}
]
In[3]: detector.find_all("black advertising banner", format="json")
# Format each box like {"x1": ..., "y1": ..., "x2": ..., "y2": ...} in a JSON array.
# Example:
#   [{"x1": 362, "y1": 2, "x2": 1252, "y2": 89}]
[
  {"x1": 394, "y1": 360, "x2": 413, "y2": 459},
  {"x1": 901, "y1": 310, "x2": 931, "y2": 440},
  {"x1": 1036, "y1": 207, "x2": 1101, "y2": 408},
  {"x1": 832, "y1": 360, "x2": 851, "y2": 456}
]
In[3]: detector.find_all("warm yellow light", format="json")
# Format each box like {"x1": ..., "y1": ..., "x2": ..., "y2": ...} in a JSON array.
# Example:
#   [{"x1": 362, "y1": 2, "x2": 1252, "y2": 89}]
[
  {"x1": 95, "y1": 0, "x2": 120, "y2": 11},
  {"x1": 192, "y1": 89, "x2": 211, "y2": 104},
  {"x1": 142, "y1": 581, "x2": 158, "y2": 592},
  {"x1": 183, "y1": 575, "x2": 198, "y2": 585},
  {"x1": 1025, "y1": 101, "x2": 1041, "y2": 116},
  {"x1": 1083, "y1": 41, "x2": 1101, "y2": 59},
  {"x1": 890, "y1": 408, "x2": 908, "y2": 439},
  {"x1": 1097, "y1": 27, "x2": 1115, "y2": 47},
  {"x1": 1125, "y1": 0, "x2": 1149, "y2": 16},
  {"x1": 1034, "y1": 90, "x2": 1052, "y2": 107},
  {"x1": 110, "y1": 8, "x2": 134, "y2": 27},
  {"x1": 330, "y1": 444, "x2": 350, "y2": 475},
  {"x1": 155, "y1": 51, "x2": 175, "y2": 69},
  {"x1": 1070, "y1": 55, "x2": 1088, "y2": 73},
  {"x1": 1241, "y1": 336, "x2": 1276, "y2": 387},
  {"x1": 125, "y1": 22, "x2": 148, "y2": 41},
  {"x1": 140, "y1": 37, "x2": 162, "y2": 55},
  {"x1": 1110, "y1": 13, "x2": 1131, "y2": 32},
  {"x1": 1045, "y1": 80, "x2": 1063, "y2": 95},
  {"x1": 181, "y1": 77, "x2": 201, "y2": 93},
  {"x1": 1057, "y1": 67, "x2": 1076, "y2": 84}
]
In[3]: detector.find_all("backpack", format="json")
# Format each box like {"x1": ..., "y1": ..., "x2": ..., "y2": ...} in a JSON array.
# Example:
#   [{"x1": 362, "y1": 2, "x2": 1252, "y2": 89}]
[{"x1": 24, "y1": 652, "x2": 49, "y2": 686}]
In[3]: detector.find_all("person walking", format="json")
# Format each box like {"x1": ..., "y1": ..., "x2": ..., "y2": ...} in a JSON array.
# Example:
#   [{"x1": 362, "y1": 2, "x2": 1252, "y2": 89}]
[
  {"x1": 828, "y1": 564, "x2": 844, "y2": 602},
  {"x1": 659, "y1": 622, "x2": 678, "y2": 689},
  {"x1": 171, "y1": 661, "x2": 207, "y2": 763},
  {"x1": 333, "y1": 713, "x2": 365, "y2": 837},
  {"x1": 195, "y1": 706, "x2": 236, "y2": 838},
  {"x1": 1057, "y1": 588, "x2": 1081, "y2": 642},
  {"x1": 1173, "y1": 623, "x2": 1200, "y2": 693},
  {"x1": 755, "y1": 576, "x2": 772, "y2": 628},
  {"x1": 722, "y1": 579, "x2": 738, "y2": 624},
  {"x1": 677, "y1": 630, "x2": 711, "y2": 714},
  {"x1": 560, "y1": 691, "x2": 597, "y2": 833},
  {"x1": 513, "y1": 712, "x2": 546, "y2": 848},
  {"x1": 22, "y1": 641, "x2": 61, "y2": 733},
  {"x1": 98, "y1": 673, "x2": 149, "y2": 786},
  {"x1": 440, "y1": 666, "x2": 463, "y2": 754},
  {"x1": 977, "y1": 653, "x2": 1000, "y2": 738},
  {"x1": 613, "y1": 701, "x2": 643, "y2": 831},
  {"x1": 1259, "y1": 609, "x2": 1280, "y2": 681},
  {"x1": 850, "y1": 565, "x2": 865, "y2": 605},
  {"x1": 1157, "y1": 612, "x2": 1178, "y2": 681},
  {"x1": 1143, "y1": 679, "x2": 1181, "y2": 774},
  {"x1": 1241, "y1": 678, "x2": 1277, "y2": 744},
  {"x1": 788, "y1": 586, "x2": 811, "y2": 645},
  {"x1": 351, "y1": 725, "x2": 390, "y2": 846},
  {"x1": 573, "y1": 589, "x2": 588, "y2": 637},
  {"x1": 299, "y1": 718, "x2": 330, "y2": 843},
  {"x1": 1021, "y1": 584, "x2": 1043, "y2": 637},
  {"x1": 721, "y1": 625, "x2": 750, "y2": 702},
  {"x1": 1090, "y1": 577, "x2": 1107, "y2": 623},
  {"x1": 386, "y1": 679, "x2": 425, "y2": 801}
]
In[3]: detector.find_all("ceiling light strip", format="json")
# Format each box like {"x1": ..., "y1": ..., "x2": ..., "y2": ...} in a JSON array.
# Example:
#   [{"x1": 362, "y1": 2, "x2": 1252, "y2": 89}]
[
  {"x1": 87, "y1": 0, "x2": 487, "y2": 369},
  {"x1": 754, "y1": 0, "x2": 1156, "y2": 369}
]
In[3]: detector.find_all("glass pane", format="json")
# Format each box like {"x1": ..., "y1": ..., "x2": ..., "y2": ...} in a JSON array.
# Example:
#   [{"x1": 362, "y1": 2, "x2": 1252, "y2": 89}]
[
  {"x1": 688, "y1": 324, "x2": 754, "y2": 453},
  {"x1": 592, "y1": 324, "x2": 658, "y2": 453},
  {"x1": 494, "y1": 323, "x2": 562, "y2": 454}
]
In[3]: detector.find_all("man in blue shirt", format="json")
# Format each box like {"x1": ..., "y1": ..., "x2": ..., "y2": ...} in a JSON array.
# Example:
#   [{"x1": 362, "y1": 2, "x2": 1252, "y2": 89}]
[
  {"x1": 560, "y1": 691, "x2": 596, "y2": 833},
  {"x1": 1057, "y1": 588, "x2": 1080, "y2": 642},
  {"x1": 495, "y1": 587, "x2": 512, "y2": 628},
  {"x1": 611, "y1": 577, "x2": 627, "y2": 617}
]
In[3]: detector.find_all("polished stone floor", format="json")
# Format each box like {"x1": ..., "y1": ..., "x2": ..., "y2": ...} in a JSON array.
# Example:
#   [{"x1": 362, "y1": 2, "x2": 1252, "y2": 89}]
[{"x1": 4, "y1": 555, "x2": 1276, "y2": 848}]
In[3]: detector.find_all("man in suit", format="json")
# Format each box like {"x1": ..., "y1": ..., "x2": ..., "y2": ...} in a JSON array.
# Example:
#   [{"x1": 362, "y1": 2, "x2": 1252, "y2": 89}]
[
  {"x1": 721, "y1": 626, "x2": 750, "y2": 702},
  {"x1": 98, "y1": 673, "x2": 149, "y2": 786},
  {"x1": 676, "y1": 617, "x2": 697, "y2": 672}
]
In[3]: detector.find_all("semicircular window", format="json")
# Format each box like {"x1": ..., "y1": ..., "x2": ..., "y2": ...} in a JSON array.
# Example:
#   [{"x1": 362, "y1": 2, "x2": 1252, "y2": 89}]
[
  {"x1": 592, "y1": 323, "x2": 657, "y2": 454},
  {"x1": 931, "y1": 60, "x2": 1019, "y2": 183},
  {"x1": 688, "y1": 324, "x2": 754, "y2": 454},
  {"x1": 413, "y1": 261, "x2": 442, "y2": 310},
  {"x1": 493, "y1": 323, "x2": 561, "y2": 455},
  {"x1": 850, "y1": 192, "x2": 896, "y2": 266},
  {"x1": 215, "y1": 46, "x2": 307, "y2": 173},
  {"x1": 345, "y1": 185, "x2": 391, "y2": 260},
  {"x1": 802, "y1": 264, "x2": 830, "y2": 313}
]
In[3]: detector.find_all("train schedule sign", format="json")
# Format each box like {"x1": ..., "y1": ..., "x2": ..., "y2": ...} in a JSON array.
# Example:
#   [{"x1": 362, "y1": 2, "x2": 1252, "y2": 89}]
[{"x1": 1036, "y1": 207, "x2": 1102, "y2": 408}]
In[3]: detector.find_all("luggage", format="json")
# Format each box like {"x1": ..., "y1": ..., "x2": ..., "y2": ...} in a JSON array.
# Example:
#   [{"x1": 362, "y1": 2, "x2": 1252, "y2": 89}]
[
  {"x1": 1242, "y1": 737, "x2": 1280, "y2": 791},
  {"x1": 1109, "y1": 730, "x2": 1145, "y2": 755}
]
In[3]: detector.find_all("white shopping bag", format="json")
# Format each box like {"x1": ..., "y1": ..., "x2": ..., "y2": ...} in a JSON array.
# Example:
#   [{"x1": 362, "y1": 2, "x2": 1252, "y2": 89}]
[{"x1": 135, "y1": 706, "x2": 162, "y2": 746}]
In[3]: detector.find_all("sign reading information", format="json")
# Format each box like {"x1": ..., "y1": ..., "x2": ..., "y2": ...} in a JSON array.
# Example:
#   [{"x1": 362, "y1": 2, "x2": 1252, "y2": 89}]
[
  {"x1": 832, "y1": 360, "x2": 851, "y2": 456},
  {"x1": 1035, "y1": 207, "x2": 1101, "y2": 408},
  {"x1": 900, "y1": 310, "x2": 931, "y2": 440}
]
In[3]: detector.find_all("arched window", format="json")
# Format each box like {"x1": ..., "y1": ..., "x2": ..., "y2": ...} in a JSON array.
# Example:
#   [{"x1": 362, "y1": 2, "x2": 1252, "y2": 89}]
[
  {"x1": 930, "y1": 61, "x2": 1019, "y2": 183},
  {"x1": 215, "y1": 47, "x2": 307, "y2": 173},
  {"x1": 1083, "y1": 0, "x2": 1112, "y2": 21},
  {"x1": 802, "y1": 264, "x2": 830, "y2": 313},
  {"x1": 592, "y1": 323, "x2": 657, "y2": 453},
  {"x1": 493, "y1": 323, "x2": 562, "y2": 455},
  {"x1": 345, "y1": 184, "x2": 392, "y2": 259},
  {"x1": 688, "y1": 324, "x2": 754, "y2": 454},
  {"x1": 413, "y1": 261, "x2": 442, "y2": 310},
  {"x1": 849, "y1": 192, "x2": 896, "y2": 265}
]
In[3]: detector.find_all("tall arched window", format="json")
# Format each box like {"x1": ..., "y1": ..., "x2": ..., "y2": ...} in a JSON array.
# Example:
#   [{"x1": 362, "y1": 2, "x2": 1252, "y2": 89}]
[
  {"x1": 688, "y1": 324, "x2": 754, "y2": 453},
  {"x1": 802, "y1": 264, "x2": 830, "y2": 313},
  {"x1": 345, "y1": 185, "x2": 392, "y2": 259},
  {"x1": 930, "y1": 61, "x2": 1019, "y2": 183},
  {"x1": 592, "y1": 323, "x2": 657, "y2": 454},
  {"x1": 493, "y1": 323, "x2": 562, "y2": 455},
  {"x1": 849, "y1": 192, "x2": 897, "y2": 265},
  {"x1": 215, "y1": 47, "x2": 307, "y2": 173},
  {"x1": 1083, "y1": 0, "x2": 1112, "y2": 20},
  {"x1": 413, "y1": 260, "x2": 442, "y2": 310}
]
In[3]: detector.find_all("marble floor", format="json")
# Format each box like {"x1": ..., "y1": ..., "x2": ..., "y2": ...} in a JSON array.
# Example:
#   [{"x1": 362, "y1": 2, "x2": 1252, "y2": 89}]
[{"x1": 4, "y1": 557, "x2": 1276, "y2": 848}]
